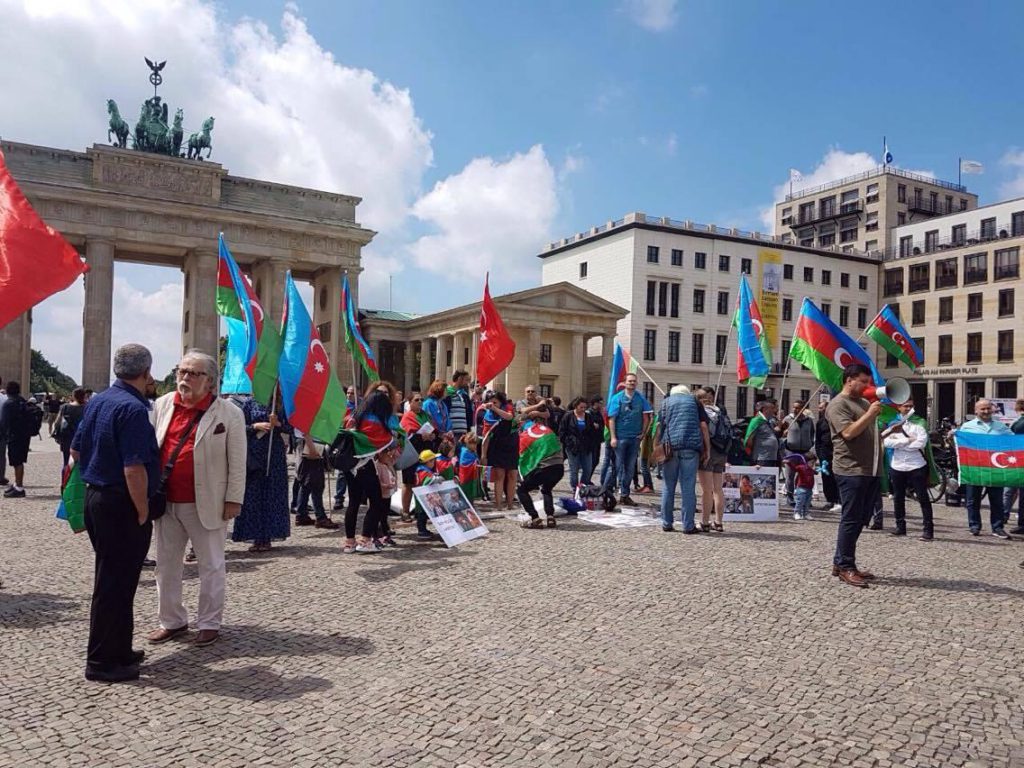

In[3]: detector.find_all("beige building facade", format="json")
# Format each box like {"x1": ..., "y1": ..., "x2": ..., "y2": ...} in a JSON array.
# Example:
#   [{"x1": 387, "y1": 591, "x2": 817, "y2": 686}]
[
  {"x1": 539, "y1": 213, "x2": 881, "y2": 417},
  {"x1": 0, "y1": 140, "x2": 375, "y2": 391},
  {"x1": 360, "y1": 283, "x2": 626, "y2": 401}
]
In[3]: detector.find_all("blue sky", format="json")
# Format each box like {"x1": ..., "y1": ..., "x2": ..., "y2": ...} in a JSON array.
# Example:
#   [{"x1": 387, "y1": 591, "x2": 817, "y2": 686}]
[{"x1": 4, "y1": 0, "x2": 1024, "y2": 378}]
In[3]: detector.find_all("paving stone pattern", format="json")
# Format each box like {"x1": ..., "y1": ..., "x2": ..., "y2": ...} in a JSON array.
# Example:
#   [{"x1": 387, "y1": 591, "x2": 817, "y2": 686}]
[{"x1": 1, "y1": 441, "x2": 1023, "y2": 767}]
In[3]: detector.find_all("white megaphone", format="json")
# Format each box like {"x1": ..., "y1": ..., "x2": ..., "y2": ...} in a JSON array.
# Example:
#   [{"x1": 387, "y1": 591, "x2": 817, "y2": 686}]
[{"x1": 863, "y1": 377, "x2": 911, "y2": 405}]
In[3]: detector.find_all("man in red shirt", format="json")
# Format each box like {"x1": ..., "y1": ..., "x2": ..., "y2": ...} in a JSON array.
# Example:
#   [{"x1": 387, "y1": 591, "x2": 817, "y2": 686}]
[{"x1": 147, "y1": 351, "x2": 247, "y2": 647}]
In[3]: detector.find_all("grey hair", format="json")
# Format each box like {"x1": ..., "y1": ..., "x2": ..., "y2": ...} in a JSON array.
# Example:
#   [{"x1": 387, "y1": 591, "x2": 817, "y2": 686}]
[
  {"x1": 669, "y1": 384, "x2": 690, "y2": 396},
  {"x1": 181, "y1": 349, "x2": 219, "y2": 393},
  {"x1": 113, "y1": 344, "x2": 153, "y2": 379}
]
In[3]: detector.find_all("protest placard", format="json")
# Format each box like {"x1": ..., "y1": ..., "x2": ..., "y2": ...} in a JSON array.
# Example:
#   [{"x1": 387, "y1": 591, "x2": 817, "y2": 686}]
[
  {"x1": 721, "y1": 465, "x2": 779, "y2": 521},
  {"x1": 412, "y1": 480, "x2": 488, "y2": 547}
]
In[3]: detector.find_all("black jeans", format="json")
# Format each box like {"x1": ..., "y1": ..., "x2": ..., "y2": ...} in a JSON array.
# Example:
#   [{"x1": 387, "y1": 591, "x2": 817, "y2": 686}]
[
  {"x1": 820, "y1": 463, "x2": 839, "y2": 505},
  {"x1": 517, "y1": 464, "x2": 565, "y2": 519},
  {"x1": 296, "y1": 484, "x2": 327, "y2": 520},
  {"x1": 834, "y1": 475, "x2": 880, "y2": 570},
  {"x1": 344, "y1": 462, "x2": 387, "y2": 539},
  {"x1": 890, "y1": 465, "x2": 933, "y2": 533},
  {"x1": 84, "y1": 485, "x2": 152, "y2": 669}
]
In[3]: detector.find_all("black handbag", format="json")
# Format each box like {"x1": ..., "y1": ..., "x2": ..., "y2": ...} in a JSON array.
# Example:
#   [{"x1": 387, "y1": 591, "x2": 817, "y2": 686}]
[{"x1": 149, "y1": 411, "x2": 203, "y2": 521}]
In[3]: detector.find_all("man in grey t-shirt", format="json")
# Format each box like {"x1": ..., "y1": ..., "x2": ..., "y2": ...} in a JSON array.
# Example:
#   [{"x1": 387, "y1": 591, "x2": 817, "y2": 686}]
[{"x1": 825, "y1": 363, "x2": 883, "y2": 589}]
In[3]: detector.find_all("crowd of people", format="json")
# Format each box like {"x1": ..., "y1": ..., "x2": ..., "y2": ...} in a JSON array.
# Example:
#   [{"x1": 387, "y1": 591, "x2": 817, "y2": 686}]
[{"x1": 7, "y1": 341, "x2": 1022, "y2": 682}]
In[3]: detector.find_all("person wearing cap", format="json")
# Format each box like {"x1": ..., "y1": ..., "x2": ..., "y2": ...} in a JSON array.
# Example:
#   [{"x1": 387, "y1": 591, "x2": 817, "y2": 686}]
[{"x1": 409, "y1": 448, "x2": 446, "y2": 540}]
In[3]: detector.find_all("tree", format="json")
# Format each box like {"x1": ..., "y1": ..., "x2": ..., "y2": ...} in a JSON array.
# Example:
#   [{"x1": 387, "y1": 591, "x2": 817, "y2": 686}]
[{"x1": 30, "y1": 349, "x2": 77, "y2": 397}]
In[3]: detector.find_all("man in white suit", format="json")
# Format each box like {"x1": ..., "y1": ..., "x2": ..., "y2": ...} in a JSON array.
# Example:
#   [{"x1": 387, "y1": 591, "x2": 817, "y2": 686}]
[{"x1": 147, "y1": 350, "x2": 246, "y2": 647}]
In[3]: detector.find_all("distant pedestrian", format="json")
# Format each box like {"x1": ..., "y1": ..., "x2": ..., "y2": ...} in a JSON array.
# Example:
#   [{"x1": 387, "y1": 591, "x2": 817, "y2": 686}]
[
  {"x1": 783, "y1": 453, "x2": 815, "y2": 520},
  {"x1": 445, "y1": 371, "x2": 472, "y2": 440},
  {"x1": 745, "y1": 400, "x2": 780, "y2": 468},
  {"x1": 53, "y1": 387, "x2": 87, "y2": 471},
  {"x1": 1002, "y1": 399, "x2": 1024, "y2": 535},
  {"x1": 814, "y1": 400, "x2": 841, "y2": 512},
  {"x1": 607, "y1": 373, "x2": 654, "y2": 507},
  {"x1": 480, "y1": 392, "x2": 518, "y2": 511},
  {"x1": 232, "y1": 393, "x2": 292, "y2": 552},
  {"x1": 0, "y1": 381, "x2": 36, "y2": 498}
]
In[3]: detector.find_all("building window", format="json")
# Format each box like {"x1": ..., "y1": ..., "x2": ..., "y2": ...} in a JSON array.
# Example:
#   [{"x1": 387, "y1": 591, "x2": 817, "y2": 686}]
[
  {"x1": 865, "y1": 211, "x2": 879, "y2": 232},
  {"x1": 693, "y1": 289, "x2": 705, "y2": 313},
  {"x1": 840, "y1": 225, "x2": 858, "y2": 243},
  {"x1": 840, "y1": 189, "x2": 858, "y2": 210},
  {"x1": 925, "y1": 230, "x2": 939, "y2": 253},
  {"x1": 999, "y1": 288, "x2": 1015, "y2": 318},
  {"x1": 668, "y1": 331, "x2": 680, "y2": 363},
  {"x1": 866, "y1": 183, "x2": 879, "y2": 203},
  {"x1": 821, "y1": 302, "x2": 832, "y2": 317},
  {"x1": 446, "y1": 349, "x2": 452, "y2": 367},
  {"x1": 967, "y1": 333, "x2": 983, "y2": 363},
  {"x1": 935, "y1": 257, "x2": 958, "y2": 289},
  {"x1": 897, "y1": 184, "x2": 906, "y2": 203},
  {"x1": 691, "y1": 333, "x2": 704, "y2": 365},
  {"x1": 897, "y1": 212, "x2": 907, "y2": 225},
  {"x1": 859, "y1": 275, "x2": 868, "y2": 291},
  {"x1": 741, "y1": 258, "x2": 752, "y2": 275},
  {"x1": 911, "y1": 300, "x2": 925, "y2": 325},
  {"x1": 939, "y1": 296, "x2": 953, "y2": 323},
  {"x1": 960, "y1": 198, "x2": 968, "y2": 211},
  {"x1": 736, "y1": 387, "x2": 748, "y2": 419},
  {"x1": 1012, "y1": 211, "x2": 1024, "y2": 237},
  {"x1": 803, "y1": 267, "x2": 813, "y2": 282},
  {"x1": 945, "y1": 195, "x2": 954, "y2": 213},
  {"x1": 780, "y1": 339, "x2": 791, "y2": 369},
  {"x1": 719, "y1": 254, "x2": 730, "y2": 272},
  {"x1": 694, "y1": 252, "x2": 706, "y2": 269},
  {"x1": 995, "y1": 247, "x2": 1020, "y2": 280},
  {"x1": 883, "y1": 268, "x2": 904, "y2": 297},
  {"x1": 938, "y1": 335, "x2": 952, "y2": 365},
  {"x1": 658, "y1": 282, "x2": 668, "y2": 317},
  {"x1": 886, "y1": 351, "x2": 898, "y2": 368},
  {"x1": 644, "y1": 329, "x2": 657, "y2": 361},
  {"x1": 540, "y1": 343, "x2": 552, "y2": 363},
  {"x1": 914, "y1": 337, "x2": 925, "y2": 361},
  {"x1": 819, "y1": 232, "x2": 835, "y2": 247},
  {"x1": 646, "y1": 280, "x2": 655, "y2": 315},
  {"x1": 716, "y1": 291, "x2": 730, "y2": 315},
  {"x1": 670, "y1": 283, "x2": 679, "y2": 318},
  {"x1": 716, "y1": 334, "x2": 728, "y2": 365},
  {"x1": 839, "y1": 305, "x2": 849, "y2": 327},
  {"x1": 539, "y1": 384, "x2": 552, "y2": 398},
  {"x1": 899, "y1": 236, "x2": 914, "y2": 257},
  {"x1": 820, "y1": 196, "x2": 836, "y2": 218},
  {"x1": 642, "y1": 382, "x2": 655, "y2": 402},
  {"x1": 822, "y1": 270, "x2": 832, "y2": 286},
  {"x1": 783, "y1": 264, "x2": 794, "y2": 280},
  {"x1": 647, "y1": 245, "x2": 660, "y2": 263},
  {"x1": 671, "y1": 248, "x2": 683, "y2": 266},
  {"x1": 909, "y1": 263, "x2": 930, "y2": 293},
  {"x1": 579, "y1": 261, "x2": 588, "y2": 279},
  {"x1": 952, "y1": 224, "x2": 966, "y2": 246},
  {"x1": 857, "y1": 307, "x2": 867, "y2": 329},
  {"x1": 782, "y1": 298, "x2": 793, "y2": 322},
  {"x1": 967, "y1": 292, "x2": 983, "y2": 320},
  {"x1": 998, "y1": 331, "x2": 1015, "y2": 362},
  {"x1": 981, "y1": 218, "x2": 996, "y2": 239},
  {"x1": 840, "y1": 272, "x2": 850, "y2": 288},
  {"x1": 997, "y1": 381, "x2": 1019, "y2": 399},
  {"x1": 964, "y1": 253, "x2": 987, "y2": 285}
]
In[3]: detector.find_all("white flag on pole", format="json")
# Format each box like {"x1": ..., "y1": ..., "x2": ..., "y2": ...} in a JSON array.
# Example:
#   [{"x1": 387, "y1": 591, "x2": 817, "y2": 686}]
[
  {"x1": 960, "y1": 160, "x2": 984, "y2": 174},
  {"x1": 789, "y1": 168, "x2": 803, "y2": 182}
]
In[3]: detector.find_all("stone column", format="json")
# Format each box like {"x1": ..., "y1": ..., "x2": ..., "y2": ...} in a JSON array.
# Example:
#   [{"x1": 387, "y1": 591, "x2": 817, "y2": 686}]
[
  {"x1": 82, "y1": 238, "x2": 115, "y2": 390},
  {"x1": 311, "y1": 267, "x2": 343, "y2": 375},
  {"x1": 470, "y1": 329, "x2": 480, "y2": 384},
  {"x1": 0, "y1": 311, "x2": 32, "y2": 394},
  {"x1": 452, "y1": 331, "x2": 468, "y2": 374},
  {"x1": 422, "y1": 338, "x2": 434, "y2": 384},
  {"x1": 527, "y1": 328, "x2": 542, "y2": 391},
  {"x1": 435, "y1": 335, "x2": 448, "y2": 383},
  {"x1": 181, "y1": 249, "x2": 219, "y2": 357},
  {"x1": 570, "y1": 332, "x2": 585, "y2": 399},
  {"x1": 252, "y1": 258, "x2": 289, "y2": 335},
  {"x1": 403, "y1": 342, "x2": 416, "y2": 394},
  {"x1": 600, "y1": 334, "x2": 614, "y2": 401}
]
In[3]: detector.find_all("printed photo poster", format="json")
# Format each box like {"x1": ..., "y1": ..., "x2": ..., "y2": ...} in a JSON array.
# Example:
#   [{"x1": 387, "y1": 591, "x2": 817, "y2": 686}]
[
  {"x1": 721, "y1": 465, "x2": 779, "y2": 521},
  {"x1": 412, "y1": 480, "x2": 488, "y2": 547},
  {"x1": 991, "y1": 399, "x2": 1017, "y2": 428}
]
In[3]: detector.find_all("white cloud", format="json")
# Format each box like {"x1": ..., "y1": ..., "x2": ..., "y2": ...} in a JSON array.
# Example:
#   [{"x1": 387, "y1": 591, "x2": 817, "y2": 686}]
[
  {"x1": 110, "y1": 277, "x2": 184, "y2": 379},
  {"x1": 621, "y1": 0, "x2": 679, "y2": 32},
  {"x1": 760, "y1": 147, "x2": 935, "y2": 232},
  {"x1": 999, "y1": 148, "x2": 1024, "y2": 198},
  {"x1": 408, "y1": 145, "x2": 559, "y2": 283}
]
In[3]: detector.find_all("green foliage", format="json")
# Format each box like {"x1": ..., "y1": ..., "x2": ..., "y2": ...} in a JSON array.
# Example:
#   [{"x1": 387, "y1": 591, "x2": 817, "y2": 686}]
[{"x1": 30, "y1": 349, "x2": 77, "y2": 397}]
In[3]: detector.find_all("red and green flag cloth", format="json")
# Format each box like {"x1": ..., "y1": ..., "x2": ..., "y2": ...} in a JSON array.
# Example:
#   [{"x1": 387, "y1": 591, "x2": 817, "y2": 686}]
[
  {"x1": 457, "y1": 446, "x2": 482, "y2": 500},
  {"x1": 743, "y1": 413, "x2": 767, "y2": 455},
  {"x1": 733, "y1": 273, "x2": 772, "y2": 388},
  {"x1": 519, "y1": 421, "x2": 562, "y2": 477},
  {"x1": 866, "y1": 304, "x2": 923, "y2": 371},
  {"x1": 955, "y1": 431, "x2": 1024, "y2": 487},
  {"x1": 790, "y1": 298, "x2": 883, "y2": 393},
  {"x1": 341, "y1": 412, "x2": 405, "y2": 459},
  {"x1": 341, "y1": 272, "x2": 379, "y2": 382},
  {"x1": 55, "y1": 463, "x2": 85, "y2": 533}
]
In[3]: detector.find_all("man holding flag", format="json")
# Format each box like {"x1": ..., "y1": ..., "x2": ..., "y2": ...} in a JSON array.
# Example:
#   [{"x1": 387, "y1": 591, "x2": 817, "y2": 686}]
[{"x1": 957, "y1": 400, "x2": 1013, "y2": 540}]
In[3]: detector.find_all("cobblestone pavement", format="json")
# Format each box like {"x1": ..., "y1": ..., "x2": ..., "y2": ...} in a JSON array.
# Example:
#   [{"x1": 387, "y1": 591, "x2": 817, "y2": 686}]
[{"x1": 1, "y1": 439, "x2": 1023, "y2": 767}]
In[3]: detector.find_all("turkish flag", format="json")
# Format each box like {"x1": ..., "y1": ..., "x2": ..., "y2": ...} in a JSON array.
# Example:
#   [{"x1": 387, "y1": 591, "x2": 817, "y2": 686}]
[
  {"x1": 0, "y1": 148, "x2": 88, "y2": 329},
  {"x1": 476, "y1": 275, "x2": 516, "y2": 385}
]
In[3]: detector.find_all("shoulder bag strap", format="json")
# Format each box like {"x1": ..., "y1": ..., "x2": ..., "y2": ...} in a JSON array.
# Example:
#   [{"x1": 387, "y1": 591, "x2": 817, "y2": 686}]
[{"x1": 160, "y1": 410, "x2": 204, "y2": 483}]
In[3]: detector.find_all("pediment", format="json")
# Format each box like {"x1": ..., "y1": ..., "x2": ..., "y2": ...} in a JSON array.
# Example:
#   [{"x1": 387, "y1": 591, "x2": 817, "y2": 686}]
[{"x1": 496, "y1": 282, "x2": 625, "y2": 317}]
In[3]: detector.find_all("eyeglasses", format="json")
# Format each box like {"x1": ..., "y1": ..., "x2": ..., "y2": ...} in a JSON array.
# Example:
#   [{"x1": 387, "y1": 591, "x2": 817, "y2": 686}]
[
  {"x1": 176, "y1": 369, "x2": 207, "y2": 379},
  {"x1": 525, "y1": 390, "x2": 536, "y2": 395}
]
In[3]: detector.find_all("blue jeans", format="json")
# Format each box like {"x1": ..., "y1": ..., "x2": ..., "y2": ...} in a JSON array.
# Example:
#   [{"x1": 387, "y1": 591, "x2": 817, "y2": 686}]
[
  {"x1": 614, "y1": 437, "x2": 640, "y2": 496},
  {"x1": 1002, "y1": 487, "x2": 1022, "y2": 527},
  {"x1": 834, "y1": 475, "x2": 880, "y2": 570},
  {"x1": 599, "y1": 442, "x2": 616, "y2": 489},
  {"x1": 794, "y1": 487, "x2": 811, "y2": 516},
  {"x1": 965, "y1": 486, "x2": 1006, "y2": 532},
  {"x1": 660, "y1": 449, "x2": 700, "y2": 529},
  {"x1": 636, "y1": 457, "x2": 653, "y2": 489},
  {"x1": 567, "y1": 450, "x2": 594, "y2": 490}
]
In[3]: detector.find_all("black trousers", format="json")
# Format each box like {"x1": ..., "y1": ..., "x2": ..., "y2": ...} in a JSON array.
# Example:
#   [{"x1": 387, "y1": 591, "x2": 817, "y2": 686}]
[
  {"x1": 820, "y1": 466, "x2": 839, "y2": 504},
  {"x1": 834, "y1": 475, "x2": 880, "y2": 570},
  {"x1": 517, "y1": 464, "x2": 565, "y2": 519},
  {"x1": 890, "y1": 465, "x2": 934, "y2": 533},
  {"x1": 344, "y1": 462, "x2": 388, "y2": 539},
  {"x1": 84, "y1": 486, "x2": 152, "y2": 669}
]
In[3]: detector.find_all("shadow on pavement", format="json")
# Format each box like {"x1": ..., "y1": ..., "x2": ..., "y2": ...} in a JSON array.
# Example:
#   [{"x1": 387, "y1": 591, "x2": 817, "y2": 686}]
[
  {"x1": 0, "y1": 591, "x2": 80, "y2": 628},
  {"x1": 722, "y1": 530, "x2": 810, "y2": 543},
  {"x1": 355, "y1": 545, "x2": 479, "y2": 583},
  {"x1": 880, "y1": 576, "x2": 1024, "y2": 598}
]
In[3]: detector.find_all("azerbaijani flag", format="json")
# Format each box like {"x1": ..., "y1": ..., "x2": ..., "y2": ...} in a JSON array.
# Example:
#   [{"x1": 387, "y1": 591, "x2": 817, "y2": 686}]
[
  {"x1": 457, "y1": 446, "x2": 482, "y2": 500},
  {"x1": 279, "y1": 271, "x2": 347, "y2": 443},
  {"x1": 342, "y1": 412, "x2": 399, "y2": 458},
  {"x1": 790, "y1": 298, "x2": 882, "y2": 393},
  {"x1": 606, "y1": 343, "x2": 639, "y2": 404},
  {"x1": 436, "y1": 455, "x2": 456, "y2": 481},
  {"x1": 519, "y1": 421, "x2": 561, "y2": 477},
  {"x1": 955, "y1": 431, "x2": 1024, "y2": 487},
  {"x1": 56, "y1": 463, "x2": 86, "y2": 533},
  {"x1": 216, "y1": 234, "x2": 282, "y2": 404},
  {"x1": 734, "y1": 273, "x2": 772, "y2": 388},
  {"x1": 866, "y1": 304, "x2": 923, "y2": 371},
  {"x1": 342, "y1": 272, "x2": 379, "y2": 382},
  {"x1": 743, "y1": 413, "x2": 767, "y2": 455}
]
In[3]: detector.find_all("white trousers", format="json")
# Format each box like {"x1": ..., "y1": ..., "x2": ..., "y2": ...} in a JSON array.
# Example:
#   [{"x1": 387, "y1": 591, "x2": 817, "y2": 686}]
[{"x1": 154, "y1": 502, "x2": 226, "y2": 631}]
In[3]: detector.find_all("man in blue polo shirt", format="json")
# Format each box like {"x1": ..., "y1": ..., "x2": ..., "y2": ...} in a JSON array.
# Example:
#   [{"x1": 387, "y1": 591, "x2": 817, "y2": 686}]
[
  {"x1": 607, "y1": 373, "x2": 653, "y2": 506},
  {"x1": 71, "y1": 344, "x2": 160, "y2": 683}
]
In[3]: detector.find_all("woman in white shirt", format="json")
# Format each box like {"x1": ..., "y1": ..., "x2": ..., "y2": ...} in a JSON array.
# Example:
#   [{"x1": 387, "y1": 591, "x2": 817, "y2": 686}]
[{"x1": 882, "y1": 402, "x2": 934, "y2": 541}]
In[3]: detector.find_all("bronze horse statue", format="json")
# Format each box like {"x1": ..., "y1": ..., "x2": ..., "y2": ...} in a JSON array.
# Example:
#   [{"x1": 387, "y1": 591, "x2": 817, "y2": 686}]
[
  {"x1": 107, "y1": 99, "x2": 130, "y2": 148},
  {"x1": 187, "y1": 116, "x2": 215, "y2": 160}
]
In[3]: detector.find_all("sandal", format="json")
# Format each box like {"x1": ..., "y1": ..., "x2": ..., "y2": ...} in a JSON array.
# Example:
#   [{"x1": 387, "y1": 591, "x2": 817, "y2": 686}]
[
  {"x1": 545, "y1": 517, "x2": 557, "y2": 528},
  {"x1": 521, "y1": 518, "x2": 544, "y2": 529},
  {"x1": 399, "y1": 512, "x2": 413, "y2": 523},
  {"x1": 713, "y1": 522, "x2": 724, "y2": 532}
]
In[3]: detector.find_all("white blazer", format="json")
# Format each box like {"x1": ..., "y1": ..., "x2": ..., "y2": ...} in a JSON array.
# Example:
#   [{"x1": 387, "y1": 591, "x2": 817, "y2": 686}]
[{"x1": 152, "y1": 393, "x2": 248, "y2": 531}]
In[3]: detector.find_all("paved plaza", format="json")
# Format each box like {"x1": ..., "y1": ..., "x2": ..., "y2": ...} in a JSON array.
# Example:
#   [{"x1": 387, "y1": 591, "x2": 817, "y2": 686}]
[{"x1": 1, "y1": 440, "x2": 1022, "y2": 768}]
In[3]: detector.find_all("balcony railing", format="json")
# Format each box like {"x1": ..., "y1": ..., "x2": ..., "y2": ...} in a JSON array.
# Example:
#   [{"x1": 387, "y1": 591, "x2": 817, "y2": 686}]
[
  {"x1": 884, "y1": 221, "x2": 1024, "y2": 260},
  {"x1": 785, "y1": 165, "x2": 967, "y2": 202},
  {"x1": 907, "y1": 197, "x2": 951, "y2": 216}
]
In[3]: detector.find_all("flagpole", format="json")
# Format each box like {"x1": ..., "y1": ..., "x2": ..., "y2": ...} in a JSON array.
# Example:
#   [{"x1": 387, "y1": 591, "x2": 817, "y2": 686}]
[
  {"x1": 631, "y1": 359, "x2": 666, "y2": 396},
  {"x1": 713, "y1": 320, "x2": 736, "y2": 400},
  {"x1": 265, "y1": 387, "x2": 277, "y2": 477},
  {"x1": 792, "y1": 313, "x2": 877, "y2": 413}
]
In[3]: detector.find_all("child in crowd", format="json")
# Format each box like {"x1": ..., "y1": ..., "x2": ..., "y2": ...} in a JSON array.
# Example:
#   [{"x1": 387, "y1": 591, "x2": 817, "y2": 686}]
[{"x1": 784, "y1": 452, "x2": 816, "y2": 521}]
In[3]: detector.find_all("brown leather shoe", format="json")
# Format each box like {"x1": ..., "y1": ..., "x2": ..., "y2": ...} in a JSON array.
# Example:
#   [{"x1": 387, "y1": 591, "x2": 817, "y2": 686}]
[
  {"x1": 148, "y1": 625, "x2": 189, "y2": 644},
  {"x1": 194, "y1": 629, "x2": 219, "y2": 647},
  {"x1": 834, "y1": 568, "x2": 868, "y2": 588},
  {"x1": 831, "y1": 565, "x2": 877, "y2": 580},
  {"x1": 314, "y1": 518, "x2": 339, "y2": 530}
]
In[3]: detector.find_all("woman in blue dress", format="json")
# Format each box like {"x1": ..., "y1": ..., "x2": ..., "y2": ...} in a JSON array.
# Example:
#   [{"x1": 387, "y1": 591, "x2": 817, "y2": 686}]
[{"x1": 231, "y1": 394, "x2": 292, "y2": 552}]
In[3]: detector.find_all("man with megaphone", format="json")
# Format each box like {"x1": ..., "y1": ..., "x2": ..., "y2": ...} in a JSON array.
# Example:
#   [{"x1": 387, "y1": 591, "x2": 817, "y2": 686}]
[{"x1": 824, "y1": 363, "x2": 885, "y2": 589}]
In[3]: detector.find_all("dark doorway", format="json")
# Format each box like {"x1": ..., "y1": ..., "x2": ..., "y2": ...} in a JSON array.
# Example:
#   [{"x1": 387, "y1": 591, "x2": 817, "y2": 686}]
[
  {"x1": 936, "y1": 381, "x2": 955, "y2": 422},
  {"x1": 965, "y1": 380, "x2": 986, "y2": 416},
  {"x1": 909, "y1": 382, "x2": 928, "y2": 420}
]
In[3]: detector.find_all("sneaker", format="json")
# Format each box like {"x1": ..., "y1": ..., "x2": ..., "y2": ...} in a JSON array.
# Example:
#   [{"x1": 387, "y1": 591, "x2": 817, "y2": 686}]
[
  {"x1": 3, "y1": 487, "x2": 25, "y2": 498},
  {"x1": 380, "y1": 535, "x2": 398, "y2": 548},
  {"x1": 184, "y1": 549, "x2": 197, "y2": 563},
  {"x1": 792, "y1": 512, "x2": 802, "y2": 520},
  {"x1": 1009, "y1": 526, "x2": 1024, "y2": 535},
  {"x1": 416, "y1": 531, "x2": 441, "y2": 541},
  {"x1": 970, "y1": 528, "x2": 981, "y2": 536},
  {"x1": 803, "y1": 512, "x2": 814, "y2": 521},
  {"x1": 661, "y1": 524, "x2": 675, "y2": 532},
  {"x1": 332, "y1": 501, "x2": 344, "y2": 511},
  {"x1": 142, "y1": 558, "x2": 156, "y2": 568},
  {"x1": 638, "y1": 486, "x2": 655, "y2": 495},
  {"x1": 355, "y1": 542, "x2": 381, "y2": 554},
  {"x1": 620, "y1": 495, "x2": 635, "y2": 507},
  {"x1": 919, "y1": 531, "x2": 934, "y2": 541},
  {"x1": 829, "y1": 504, "x2": 842, "y2": 513},
  {"x1": 992, "y1": 529, "x2": 1012, "y2": 540}
]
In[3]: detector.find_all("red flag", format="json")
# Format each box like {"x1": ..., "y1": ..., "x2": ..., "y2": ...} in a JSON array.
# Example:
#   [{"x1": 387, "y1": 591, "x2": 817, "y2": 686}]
[
  {"x1": 0, "y1": 149, "x2": 88, "y2": 329},
  {"x1": 476, "y1": 275, "x2": 516, "y2": 385}
]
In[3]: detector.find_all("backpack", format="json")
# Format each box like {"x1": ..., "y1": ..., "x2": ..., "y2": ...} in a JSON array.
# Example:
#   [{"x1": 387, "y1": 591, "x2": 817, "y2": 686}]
[
  {"x1": 23, "y1": 400, "x2": 45, "y2": 437},
  {"x1": 324, "y1": 431, "x2": 357, "y2": 473},
  {"x1": 709, "y1": 409, "x2": 733, "y2": 453}
]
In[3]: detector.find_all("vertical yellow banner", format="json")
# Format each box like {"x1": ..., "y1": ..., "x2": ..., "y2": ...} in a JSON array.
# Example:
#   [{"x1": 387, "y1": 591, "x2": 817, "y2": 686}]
[{"x1": 758, "y1": 250, "x2": 783, "y2": 352}]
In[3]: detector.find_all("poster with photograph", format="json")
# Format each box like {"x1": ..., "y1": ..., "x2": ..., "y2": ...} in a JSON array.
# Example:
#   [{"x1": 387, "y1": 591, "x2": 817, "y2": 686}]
[
  {"x1": 721, "y1": 465, "x2": 779, "y2": 521},
  {"x1": 991, "y1": 399, "x2": 1017, "y2": 427},
  {"x1": 412, "y1": 480, "x2": 488, "y2": 547}
]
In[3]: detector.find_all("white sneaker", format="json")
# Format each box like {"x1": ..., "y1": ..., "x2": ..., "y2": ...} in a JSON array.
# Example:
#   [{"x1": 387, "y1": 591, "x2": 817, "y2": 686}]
[
  {"x1": 804, "y1": 512, "x2": 814, "y2": 520},
  {"x1": 355, "y1": 542, "x2": 381, "y2": 554},
  {"x1": 830, "y1": 504, "x2": 842, "y2": 513},
  {"x1": 792, "y1": 512, "x2": 802, "y2": 520}
]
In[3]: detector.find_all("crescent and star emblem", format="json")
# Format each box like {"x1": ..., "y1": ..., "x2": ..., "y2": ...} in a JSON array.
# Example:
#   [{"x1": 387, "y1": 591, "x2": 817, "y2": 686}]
[
  {"x1": 991, "y1": 452, "x2": 1017, "y2": 469},
  {"x1": 751, "y1": 319, "x2": 764, "y2": 336},
  {"x1": 251, "y1": 303, "x2": 264, "y2": 325},
  {"x1": 833, "y1": 348, "x2": 853, "y2": 367},
  {"x1": 525, "y1": 424, "x2": 548, "y2": 439},
  {"x1": 309, "y1": 339, "x2": 327, "y2": 374}
]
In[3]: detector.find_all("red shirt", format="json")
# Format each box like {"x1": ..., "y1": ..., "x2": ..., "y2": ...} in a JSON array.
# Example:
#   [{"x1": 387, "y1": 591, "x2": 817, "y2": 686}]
[{"x1": 161, "y1": 392, "x2": 214, "y2": 503}]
